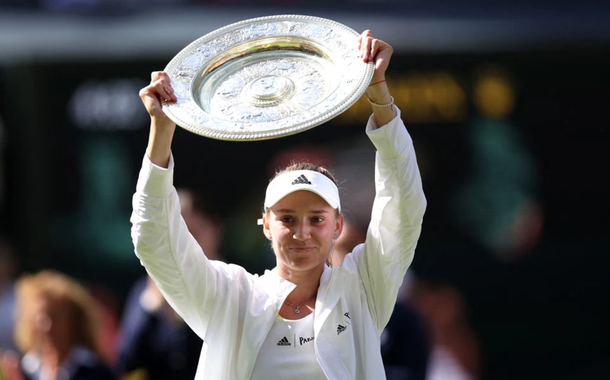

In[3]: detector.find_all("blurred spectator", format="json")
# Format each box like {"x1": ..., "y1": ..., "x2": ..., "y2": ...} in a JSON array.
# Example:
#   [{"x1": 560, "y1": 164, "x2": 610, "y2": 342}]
[
  {"x1": 116, "y1": 277, "x2": 203, "y2": 380},
  {"x1": 116, "y1": 188, "x2": 224, "y2": 380},
  {"x1": 0, "y1": 237, "x2": 18, "y2": 352},
  {"x1": 382, "y1": 299, "x2": 430, "y2": 380},
  {"x1": 406, "y1": 276, "x2": 480, "y2": 380},
  {"x1": 88, "y1": 286, "x2": 121, "y2": 367},
  {"x1": 0, "y1": 270, "x2": 115, "y2": 380},
  {"x1": 333, "y1": 217, "x2": 430, "y2": 380},
  {"x1": 177, "y1": 188, "x2": 224, "y2": 262},
  {"x1": 331, "y1": 216, "x2": 366, "y2": 265}
]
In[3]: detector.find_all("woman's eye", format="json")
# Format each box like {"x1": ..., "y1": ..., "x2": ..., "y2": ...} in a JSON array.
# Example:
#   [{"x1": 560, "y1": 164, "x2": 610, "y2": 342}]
[
  {"x1": 311, "y1": 216, "x2": 324, "y2": 223},
  {"x1": 280, "y1": 216, "x2": 294, "y2": 223}
]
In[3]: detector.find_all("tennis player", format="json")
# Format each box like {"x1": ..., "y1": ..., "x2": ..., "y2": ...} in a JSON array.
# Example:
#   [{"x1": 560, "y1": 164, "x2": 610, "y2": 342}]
[{"x1": 131, "y1": 30, "x2": 426, "y2": 379}]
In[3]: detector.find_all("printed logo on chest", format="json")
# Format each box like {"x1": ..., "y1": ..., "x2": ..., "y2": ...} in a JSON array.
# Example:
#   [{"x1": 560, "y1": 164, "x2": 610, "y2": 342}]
[
  {"x1": 336, "y1": 310, "x2": 352, "y2": 335},
  {"x1": 299, "y1": 336, "x2": 315, "y2": 345}
]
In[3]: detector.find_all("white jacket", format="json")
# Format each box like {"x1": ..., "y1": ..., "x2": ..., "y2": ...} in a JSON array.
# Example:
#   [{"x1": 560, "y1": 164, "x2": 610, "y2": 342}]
[{"x1": 130, "y1": 108, "x2": 426, "y2": 380}]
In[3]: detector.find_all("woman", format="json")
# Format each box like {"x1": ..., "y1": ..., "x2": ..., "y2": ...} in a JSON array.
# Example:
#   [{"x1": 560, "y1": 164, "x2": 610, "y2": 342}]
[
  {"x1": 6, "y1": 270, "x2": 115, "y2": 380},
  {"x1": 131, "y1": 30, "x2": 426, "y2": 379}
]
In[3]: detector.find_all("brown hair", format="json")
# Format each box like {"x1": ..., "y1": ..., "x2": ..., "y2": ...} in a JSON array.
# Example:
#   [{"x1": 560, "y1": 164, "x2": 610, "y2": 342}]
[{"x1": 14, "y1": 270, "x2": 101, "y2": 355}]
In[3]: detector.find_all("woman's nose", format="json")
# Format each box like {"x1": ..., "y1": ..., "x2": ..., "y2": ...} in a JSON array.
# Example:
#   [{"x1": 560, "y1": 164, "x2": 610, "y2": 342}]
[{"x1": 292, "y1": 223, "x2": 311, "y2": 241}]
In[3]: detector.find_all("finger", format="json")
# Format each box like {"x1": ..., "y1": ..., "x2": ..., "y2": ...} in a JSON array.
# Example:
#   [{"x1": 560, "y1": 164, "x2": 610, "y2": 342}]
[
  {"x1": 370, "y1": 39, "x2": 381, "y2": 61},
  {"x1": 148, "y1": 71, "x2": 171, "y2": 96},
  {"x1": 359, "y1": 30, "x2": 374, "y2": 60},
  {"x1": 361, "y1": 29, "x2": 374, "y2": 62},
  {"x1": 139, "y1": 84, "x2": 168, "y2": 117},
  {"x1": 146, "y1": 81, "x2": 170, "y2": 103},
  {"x1": 378, "y1": 43, "x2": 393, "y2": 66},
  {"x1": 153, "y1": 79, "x2": 176, "y2": 102},
  {"x1": 139, "y1": 88, "x2": 163, "y2": 117},
  {"x1": 361, "y1": 37, "x2": 373, "y2": 62},
  {"x1": 150, "y1": 72, "x2": 175, "y2": 93},
  {"x1": 150, "y1": 71, "x2": 169, "y2": 82},
  {"x1": 357, "y1": 29, "x2": 371, "y2": 48},
  {"x1": 139, "y1": 84, "x2": 159, "y2": 102}
]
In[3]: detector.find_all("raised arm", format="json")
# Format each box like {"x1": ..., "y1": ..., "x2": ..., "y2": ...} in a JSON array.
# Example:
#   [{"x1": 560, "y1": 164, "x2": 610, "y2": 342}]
[
  {"x1": 132, "y1": 71, "x2": 228, "y2": 338},
  {"x1": 353, "y1": 31, "x2": 427, "y2": 333},
  {"x1": 139, "y1": 71, "x2": 177, "y2": 168},
  {"x1": 358, "y1": 30, "x2": 397, "y2": 127}
]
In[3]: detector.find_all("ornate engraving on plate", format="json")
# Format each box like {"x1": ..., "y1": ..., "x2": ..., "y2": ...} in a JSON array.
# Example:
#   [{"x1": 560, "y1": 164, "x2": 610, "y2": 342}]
[{"x1": 163, "y1": 15, "x2": 374, "y2": 141}]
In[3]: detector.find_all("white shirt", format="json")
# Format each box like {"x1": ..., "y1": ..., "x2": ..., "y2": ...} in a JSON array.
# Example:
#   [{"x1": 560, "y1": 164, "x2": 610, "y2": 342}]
[{"x1": 250, "y1": 313, "x2": 326, "y2": 380}]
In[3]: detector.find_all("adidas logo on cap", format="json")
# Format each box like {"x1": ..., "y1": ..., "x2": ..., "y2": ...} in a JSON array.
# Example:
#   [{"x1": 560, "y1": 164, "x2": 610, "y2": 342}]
[
  {"x1": 264, "y1": 169, "x2": 340, "y2": 212},
  {"x1": 291, "y1": 174, "x2": 312, "y2": 185},
  {"x1": 277, "y1": 336, "x2": 291, "y2": 346}
]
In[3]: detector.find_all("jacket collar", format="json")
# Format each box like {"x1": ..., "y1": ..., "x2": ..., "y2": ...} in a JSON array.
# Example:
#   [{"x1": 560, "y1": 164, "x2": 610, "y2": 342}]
[
  {"x1": 259, "y1": 267, "x2": 296, "y2": 300},
  {"x1": 314, "y1": 265, "x2": 347, "y2": 334},
  {"x1": 259, "y1": 265, "x2": 347, "y2": 315}
]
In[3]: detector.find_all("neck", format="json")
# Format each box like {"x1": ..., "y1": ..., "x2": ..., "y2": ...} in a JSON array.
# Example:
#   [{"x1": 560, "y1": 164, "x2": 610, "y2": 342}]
[
  {"x1": 40, "y1": 340, "x2": 71, "y2": 367},
  {"x1": 277, "y1": 264, "x2": 323, "y2": 301}
]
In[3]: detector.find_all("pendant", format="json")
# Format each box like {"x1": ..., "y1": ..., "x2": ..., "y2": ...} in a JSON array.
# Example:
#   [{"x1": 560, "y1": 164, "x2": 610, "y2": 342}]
[{"x1": 294, "y1": 307, "x2": 301, "y2": 314}]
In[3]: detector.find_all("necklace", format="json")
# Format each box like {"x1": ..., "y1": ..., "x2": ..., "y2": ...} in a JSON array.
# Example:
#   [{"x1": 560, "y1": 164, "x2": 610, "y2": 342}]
[{"x1": 284, "y1": 293, "x2": 317, "y2": 314}]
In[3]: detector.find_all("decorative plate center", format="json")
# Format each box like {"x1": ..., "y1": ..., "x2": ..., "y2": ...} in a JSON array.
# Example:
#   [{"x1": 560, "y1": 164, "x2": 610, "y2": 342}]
[{"x1": 246, "y1": 75, "x2": 295, "y2": 106}]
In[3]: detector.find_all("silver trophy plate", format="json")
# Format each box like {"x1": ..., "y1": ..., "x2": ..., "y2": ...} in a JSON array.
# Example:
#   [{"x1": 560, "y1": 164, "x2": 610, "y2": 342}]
[{"x1": 162, "y1": 14, "x2": 374, "y2": 141}]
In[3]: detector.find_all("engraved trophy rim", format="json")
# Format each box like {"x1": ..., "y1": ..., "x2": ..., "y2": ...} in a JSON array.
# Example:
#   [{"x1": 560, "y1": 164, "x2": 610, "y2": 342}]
[{"x1": 162, "y1": 14, "x2": 375, "y2": 141}]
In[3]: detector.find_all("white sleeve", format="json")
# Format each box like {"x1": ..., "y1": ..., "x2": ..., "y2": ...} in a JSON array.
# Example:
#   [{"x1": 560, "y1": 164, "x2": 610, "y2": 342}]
[
  {"x1": 130, "y1": 154, "x2": 251, "y2": 338},
  {"x1": 356, "y1": 107, "x2": 427, "y2": 334}
]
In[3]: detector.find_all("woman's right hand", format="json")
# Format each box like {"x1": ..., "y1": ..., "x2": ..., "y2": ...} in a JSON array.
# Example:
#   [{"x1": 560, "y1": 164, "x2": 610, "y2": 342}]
[
  {"x1": 141, "y1": 71, "x2": 178, "y2": 168},
  {"x1": 139, "y1": 71, "x2": 177, "y2": 130}
]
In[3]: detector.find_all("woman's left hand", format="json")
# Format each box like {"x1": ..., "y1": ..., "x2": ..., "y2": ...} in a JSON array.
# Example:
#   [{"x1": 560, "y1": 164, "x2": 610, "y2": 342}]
[{"x1": 358, "y1": 30, "x2": 393, "y2": 83}]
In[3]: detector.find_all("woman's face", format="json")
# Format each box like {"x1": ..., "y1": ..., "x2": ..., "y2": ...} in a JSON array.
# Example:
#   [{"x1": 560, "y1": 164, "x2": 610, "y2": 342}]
[
  {"x1": 30, "y1": 294, "x2": 73, "y2": 350},
  {"x1": 264, "y1": 190, "x2": 343, "y2": 275}
]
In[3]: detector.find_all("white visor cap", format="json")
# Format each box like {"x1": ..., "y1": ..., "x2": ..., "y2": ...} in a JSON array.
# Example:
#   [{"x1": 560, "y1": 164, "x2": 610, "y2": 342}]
[{"x1": 264, "y1": 170, "x2": 341, "y2": 212}]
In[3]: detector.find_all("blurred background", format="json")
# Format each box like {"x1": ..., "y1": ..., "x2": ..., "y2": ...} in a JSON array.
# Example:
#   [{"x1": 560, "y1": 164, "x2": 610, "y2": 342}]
[{"x1": 0, "y1": 1, "x2": 609, "y2": 380}]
